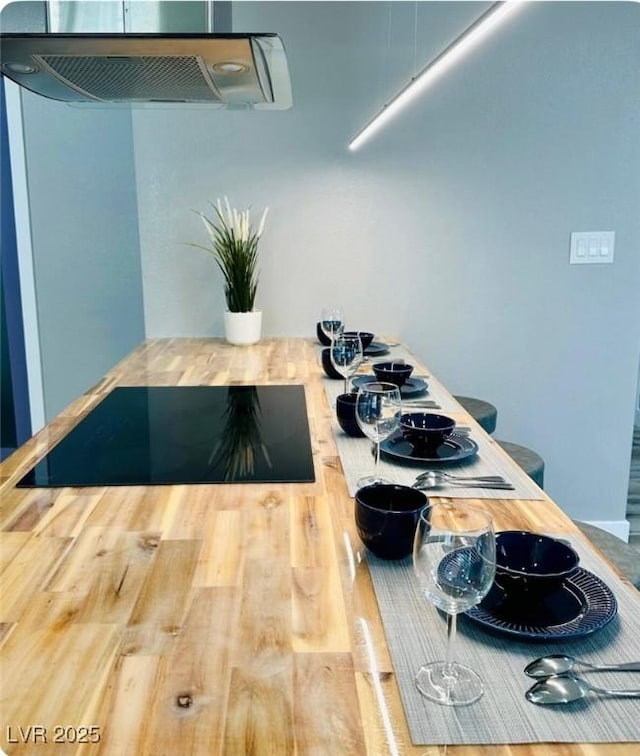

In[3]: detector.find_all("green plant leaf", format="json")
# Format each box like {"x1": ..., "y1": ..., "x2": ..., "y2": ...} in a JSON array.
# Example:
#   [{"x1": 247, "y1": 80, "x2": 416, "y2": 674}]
[{"x1": 187, "y1": 202, "x2": 266, "y2": 312}]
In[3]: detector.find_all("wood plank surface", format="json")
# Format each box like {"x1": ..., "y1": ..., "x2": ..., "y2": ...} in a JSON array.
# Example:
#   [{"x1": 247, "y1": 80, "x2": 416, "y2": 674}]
[{"x1": 1, "y1": 337, "x2": 638, "y2": 755}]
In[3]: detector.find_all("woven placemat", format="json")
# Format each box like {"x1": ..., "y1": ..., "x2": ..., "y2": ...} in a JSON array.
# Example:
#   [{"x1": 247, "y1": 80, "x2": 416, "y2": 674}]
[
  {"x1": 367, "y1": 534, "x2": 640, "y2": 745},
  {"x1": 322, "y1": 344, "x2": 544, "y2": 500}
]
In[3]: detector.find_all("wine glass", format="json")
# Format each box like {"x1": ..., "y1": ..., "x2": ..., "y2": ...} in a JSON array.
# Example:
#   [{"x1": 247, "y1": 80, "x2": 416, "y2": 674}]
[
  {"x1": 330, "y1": 333, "x2": 363, "y2": 394},
  {"x1": 412, "y1": 502, "x2": 496, "y2": 706},
  {"x1": 320, "y1": 307, "x2": 344, "y2": 342},
  {"x1": 355, "y1": 381, "x2": 402, "y2": 487}
]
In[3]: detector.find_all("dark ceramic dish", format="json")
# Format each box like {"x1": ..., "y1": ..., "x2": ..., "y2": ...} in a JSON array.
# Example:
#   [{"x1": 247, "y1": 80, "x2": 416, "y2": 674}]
[
  {"x1": 316, "y1": 321, "x2": 334, "y2": 346},
  {"x1": 372, "y1": 361, "x2": 414, "y2": 387},
  {"x1": 399, "y1": 412, "x2": 456, "y2": 453},
  {"x1": 343, "y1": 331, "x2": 375, "y2": 350},
  {"x1": 321, "y1": 348, "x2": 343, "y2": 379},
  {"x1": 381, "y1": 431, "x2": 478, "y2": 464},
  {"x1": 494, "y1": 530, "x2": 580, "y2": 602},
  {"x1": 336, "y1": 392, "x2": 365, "y2": 437},
  {"x1": 466, "y1": 567, "x2": 617, "y2": 640},
  {"x1": 355, "y1": 483, "x2": 428, "y2": 560},
  {"x1": 352, "y1": 374, "x2": 428, "y2": 398}
]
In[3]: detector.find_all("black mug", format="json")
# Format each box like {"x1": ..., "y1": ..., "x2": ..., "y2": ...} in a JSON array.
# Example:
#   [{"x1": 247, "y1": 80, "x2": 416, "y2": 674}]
[
  {"x1": 336, "y1": 392, "x2": 365, "y2": 437},
  {"x1": 355, "y1": 484, "x2": 428, "y2": 560},
  {"x1": 321, "y1": 348, "x2": 343, "y2": 379}
]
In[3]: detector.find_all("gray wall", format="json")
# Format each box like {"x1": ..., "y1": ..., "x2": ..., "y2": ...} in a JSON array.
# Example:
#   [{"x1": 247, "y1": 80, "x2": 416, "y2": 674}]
[
  {"x1": 4, "y1": 2, "x2": 638, "y2": 527},
  {"x1": 20, "y1": 90, "x2": 144, "y2": 419},
  {"x1": 133, "y1": 1, "x2": 640, "y2": 526},
  {"x1": 636, "y1": 360, "x2": 640, "y2": 429},
  {"x1": 3, "y1": 0, "x2": 146, "y2": 419}
]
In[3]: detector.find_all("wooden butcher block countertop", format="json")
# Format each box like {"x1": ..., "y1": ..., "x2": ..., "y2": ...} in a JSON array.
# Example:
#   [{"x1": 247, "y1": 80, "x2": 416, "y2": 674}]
[{"x1": 0, "y1": 337, "x2": 635, "y2": 755}]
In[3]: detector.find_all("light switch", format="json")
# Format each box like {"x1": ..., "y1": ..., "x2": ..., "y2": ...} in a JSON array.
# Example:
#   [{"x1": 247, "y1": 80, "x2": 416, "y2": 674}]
[{"x1": 570, "y1": 231, "x2": 615, "y2": 264}]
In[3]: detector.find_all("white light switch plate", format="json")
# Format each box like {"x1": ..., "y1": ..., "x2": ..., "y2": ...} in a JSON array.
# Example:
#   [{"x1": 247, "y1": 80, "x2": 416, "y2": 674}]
[{"x1": 570, "y1": 231, "x2": 615, "y2": 264}]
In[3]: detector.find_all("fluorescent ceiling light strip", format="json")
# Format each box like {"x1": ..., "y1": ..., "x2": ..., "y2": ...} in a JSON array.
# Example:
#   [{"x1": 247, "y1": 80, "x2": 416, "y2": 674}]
[{"x1": 348, "y1": 1, "x2": 526, "y2": 152}]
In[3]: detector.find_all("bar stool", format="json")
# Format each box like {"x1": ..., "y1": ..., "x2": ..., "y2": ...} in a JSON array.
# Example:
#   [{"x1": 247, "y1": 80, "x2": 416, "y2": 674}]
[
  {"x1": 574, "y1": 521, "x2": 640, "y2": 590},
  {"x1": 453, "y1": 396, "x2": 497, "y2": 434},
  {"x1": 496, "y1": 440, "x2": 545, "y2": 488}
]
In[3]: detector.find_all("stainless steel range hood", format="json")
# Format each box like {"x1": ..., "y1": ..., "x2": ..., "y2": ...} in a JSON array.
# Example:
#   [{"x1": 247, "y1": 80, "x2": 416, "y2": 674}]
[
  {"x1": 0, "y1": 2, "x2": 292, "y2": 107},
  {"x1": 0, "y1": 32, "x2": 292, "y2": 107}
]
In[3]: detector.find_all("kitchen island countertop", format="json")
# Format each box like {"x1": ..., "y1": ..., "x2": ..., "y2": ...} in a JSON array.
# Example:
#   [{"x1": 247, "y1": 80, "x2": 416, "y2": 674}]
[{"x1": 0, "y1": 337, "x2": 636, "y2": 755}]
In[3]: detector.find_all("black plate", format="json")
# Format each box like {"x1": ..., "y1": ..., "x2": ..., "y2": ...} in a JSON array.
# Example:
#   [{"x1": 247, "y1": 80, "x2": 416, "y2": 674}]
[
  {"x1": 364, "y1": 342, "x2": 390, "y2": 357},
  {"x1": 380, "y1": 431, "x2": 478, "y2": 464},
  {"x1": 465, "y1": 567, "x2": 617, "y2": 640},
  {"x1": 352, "y1": 375, "x2": 428, "y2": 398}
]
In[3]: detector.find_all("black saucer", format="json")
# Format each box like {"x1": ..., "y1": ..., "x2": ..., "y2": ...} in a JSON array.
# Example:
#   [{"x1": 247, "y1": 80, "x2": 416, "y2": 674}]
[
  {"x1": 352, "y1": 375, "x2": 428, "y2": 398},
  {"x1": 380, "y1": 431, "x2": 478, "y2": 465},
  {"x1": 364, "y1": 342, "x2": 389, "y2": 357},
  {"x1": 465, "y1": 568, "x2": 617, "y2": 640}
]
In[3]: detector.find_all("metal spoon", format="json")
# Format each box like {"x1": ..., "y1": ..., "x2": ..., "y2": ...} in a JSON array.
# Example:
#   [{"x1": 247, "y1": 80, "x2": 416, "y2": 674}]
[
  {"x1": 414, "y1": 470, "x2": 506, "y2": 485},
  {"x1": 526, "y1": 674, "x2": 640, "y2": 705},
  {"x1": 525, "y1": 654, "x2": 640, "y2": 678},
  {"x1": 412, "y1": 474, "x2": 514, "y2": 491}
]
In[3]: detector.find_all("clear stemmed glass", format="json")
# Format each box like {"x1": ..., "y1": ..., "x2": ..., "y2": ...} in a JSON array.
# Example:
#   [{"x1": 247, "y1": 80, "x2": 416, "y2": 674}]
[
  {"x1": 330, "y1": 332, "x2": 363, "y2": 394},
  {"x1": 412, "y1": 502, "x2": 496, "y2": 706},
  {"x1": 320, "y1": 307, "x2": 344, "y2": 342},
  {"x1": 355, "y1": 381, "x2": 402, "y2": 487}
]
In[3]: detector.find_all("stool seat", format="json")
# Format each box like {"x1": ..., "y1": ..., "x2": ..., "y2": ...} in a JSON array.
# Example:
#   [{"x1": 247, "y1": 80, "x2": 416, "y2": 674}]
[
  {"x1": 454, "y1": 396, "x2": 497, "y2": 434},
  {"x1": 574, "y1": 521, "x2": 640, "y2": 589},
  {"x1": 496, "y1": 440, "x2": 545, "y2": 488}
]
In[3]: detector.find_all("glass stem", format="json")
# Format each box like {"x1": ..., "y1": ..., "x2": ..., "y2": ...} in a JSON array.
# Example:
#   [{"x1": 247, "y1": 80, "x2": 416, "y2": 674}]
[
  {"x1": 445, "y1": 612, "x2": 457, "y2": 676},
  {"x1": 344, "y1": 376, "x2": 349, "y2": 394},
  {"x1": 373, "y1": 440, "x2": 380, "y2": 481}
]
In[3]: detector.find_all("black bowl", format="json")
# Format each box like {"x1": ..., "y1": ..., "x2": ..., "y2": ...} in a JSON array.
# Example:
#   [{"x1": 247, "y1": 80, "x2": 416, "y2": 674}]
[
  {"x1": 355, "y1": 484, "x2": 428, "y2": 560},
  {"x1": 343, "y1": 331, "x2": 374, "y2": 351},
  {"x1": 321, "y1": 348, "x2": 343, "y2": 379},
  {"x1": 316, "y1": 321, "x2": 331, "y2": 346},
  {"x1": 372, "y1": 361, "x2": 414, "y2": 387},
  {"x1": 400, "y1": 412, "x2": 456, "y2": 452},
  {"x1": 336, "y1": 392, "x2": 365, "y2": 437},
  {"x1": 317, "y1": 321, "x2": 341, "y2": 346},
  {"x1": 495, "y1": 530, "x2": 580, "y2": 601}
]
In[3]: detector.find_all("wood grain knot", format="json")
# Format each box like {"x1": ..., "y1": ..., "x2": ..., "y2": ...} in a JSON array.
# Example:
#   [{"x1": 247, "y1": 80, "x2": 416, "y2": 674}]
[
  {"x1": 96, "y1": 549, "x2": 107, "y2": 557},
  {"x1": 261, "y1": 493, "x2": 283, "y2": 510},
  {"x1": 176, "y1": 692, "x2": 193, "y2": 709},
  {"x1": 138, "y1": 534, "x2": 161, "y2": 552}
]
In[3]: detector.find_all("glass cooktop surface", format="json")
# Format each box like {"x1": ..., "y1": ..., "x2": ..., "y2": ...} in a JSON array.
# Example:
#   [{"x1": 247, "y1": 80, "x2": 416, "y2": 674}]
[{"x1": 17, "y1": 385, "x2": 315, "y2": 487}]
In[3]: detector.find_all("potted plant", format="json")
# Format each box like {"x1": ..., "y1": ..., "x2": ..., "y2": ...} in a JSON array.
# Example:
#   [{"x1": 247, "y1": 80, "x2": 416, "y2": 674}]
[{"x1": 190, "y1": 197, "x2": 268, "y2": 345}]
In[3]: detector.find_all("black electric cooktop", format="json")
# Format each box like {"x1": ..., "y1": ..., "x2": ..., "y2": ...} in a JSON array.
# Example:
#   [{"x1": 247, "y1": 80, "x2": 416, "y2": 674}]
[{"x1": 17, "y1": 385, "x2": 315, "y2": 487}]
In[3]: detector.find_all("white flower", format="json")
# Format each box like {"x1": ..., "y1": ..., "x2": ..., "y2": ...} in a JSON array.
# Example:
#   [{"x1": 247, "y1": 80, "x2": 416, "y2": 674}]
[
  {"x1": 211, "y1": 197, "x2": 268, "y2": 241},
  {"x1": 242, "y1": 210, "x2": 249, "y2": 242},
  {"x1": 224, "y1": 196, "x2": 233, "y2": 226},
  {"x1": 257, "y1": 207, "x2": 269, "y2": 238}
]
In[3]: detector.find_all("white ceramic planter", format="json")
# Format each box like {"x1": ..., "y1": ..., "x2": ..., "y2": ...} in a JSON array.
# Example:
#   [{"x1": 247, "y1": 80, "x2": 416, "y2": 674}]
[{"x1": 224, "y1": 310, "x2": 263, "y2": 346}]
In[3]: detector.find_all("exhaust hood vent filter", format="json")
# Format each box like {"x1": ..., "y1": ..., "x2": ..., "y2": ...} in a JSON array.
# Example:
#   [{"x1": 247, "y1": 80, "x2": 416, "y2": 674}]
[
  {"x1": 0, "y1": 33, "x2": 291, "y2": 108},
  {"x1": 36, "y1": 55, "x2": 224, "y2": 102}
]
